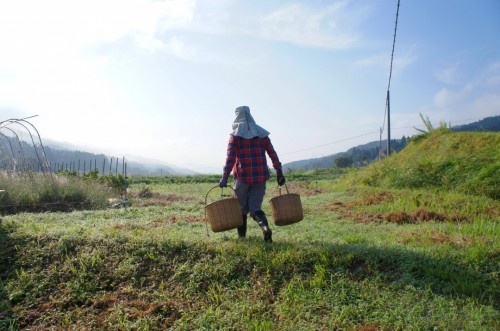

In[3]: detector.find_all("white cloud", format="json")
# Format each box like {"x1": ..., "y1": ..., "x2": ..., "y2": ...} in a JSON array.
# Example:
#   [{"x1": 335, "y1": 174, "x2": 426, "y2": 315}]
[
  {"x1": 0, "y1": 0, "x2": 196, "y2": 110},
  {"x1": 355, "y1": 53, "x2": 388, "y2": 67},
  {"x1": 393, "y1": 61, "x2": 500, "y2": 136},
  {"x1": 433, "y1": 84, "x2": 474, "y2": 110},
  {"x1": 164, "y1": 36, "x2": 196, "y2": 60},
  {"x1": 484, "y1": 62, "x2": 500, "y2": 87},
  {"x1": 435, "y1": 62, "x2": 462, "y2": 85},
  {"x1": 392, "y1": 45, "x2": 418, "y2": 75},
  {"x1": 429, "y1": 63, "x2": 500, "y2": 121},
  {"x1": 468, "y1": 93, "x2": 500, "y2": 118},
  {"x1": 355, "y1": 43, "x2": 418, "y2": 77},
  {"x1": 0, "y1": 0, "x2": 195, "y2": 65},
  {"x1": 257, "y1": 2, "x2": 365, "y2": 49}
]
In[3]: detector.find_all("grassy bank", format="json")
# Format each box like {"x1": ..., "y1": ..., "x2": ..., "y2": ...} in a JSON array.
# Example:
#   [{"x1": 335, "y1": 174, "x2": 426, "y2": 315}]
[{"x1": 344, "y1": 130, "x2": 500, "y2": 199}]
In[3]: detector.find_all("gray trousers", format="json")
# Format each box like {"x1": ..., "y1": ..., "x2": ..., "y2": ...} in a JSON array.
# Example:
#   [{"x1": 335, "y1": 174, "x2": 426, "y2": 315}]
[{"x1": 234, "y1": 179, "x2": 266, "y2": 215}]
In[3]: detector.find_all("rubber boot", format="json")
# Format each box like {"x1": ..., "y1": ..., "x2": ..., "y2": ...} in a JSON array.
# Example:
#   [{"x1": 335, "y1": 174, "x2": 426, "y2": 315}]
[
  {"x1": 237, "y1": 214, "x2": 247, "y2": 238},
  {"x1": 252, "y1": 210, "x2": 272, "y2": 243}
]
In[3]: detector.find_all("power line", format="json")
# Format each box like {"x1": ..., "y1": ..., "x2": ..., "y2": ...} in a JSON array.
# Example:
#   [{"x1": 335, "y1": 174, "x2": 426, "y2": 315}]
[
  {"x1": 281, "y1": 130, "x2": 380, "y2": 156},
  {"x1": 281, "y1": 116, "x2": 487, "y2": 158}
]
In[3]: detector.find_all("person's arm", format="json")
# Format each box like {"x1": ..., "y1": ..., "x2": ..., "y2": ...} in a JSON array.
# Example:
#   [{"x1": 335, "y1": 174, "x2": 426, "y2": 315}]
[
  {"x1": 264, "y1": 137, "x2": 285, "y2": 185},
  {"x1": 221, "y1": 135, "x2": 238, "y2": 185}
]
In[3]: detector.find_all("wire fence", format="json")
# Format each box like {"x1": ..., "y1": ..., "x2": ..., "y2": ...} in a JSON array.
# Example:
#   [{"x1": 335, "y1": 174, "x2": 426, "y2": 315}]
[{"x1": 49, "y1": 157, "x2": 128, "y2": 177}]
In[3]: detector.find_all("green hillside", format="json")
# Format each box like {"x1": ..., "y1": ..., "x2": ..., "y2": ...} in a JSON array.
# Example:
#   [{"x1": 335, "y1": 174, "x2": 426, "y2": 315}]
[{"x1": 348, "y1": 130, "x2": 500, "y2": 199}]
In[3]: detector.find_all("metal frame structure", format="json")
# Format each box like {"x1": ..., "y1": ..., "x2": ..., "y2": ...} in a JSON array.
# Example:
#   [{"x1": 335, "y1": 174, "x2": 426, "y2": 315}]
[{"x1": 0, "y1": 115, "x2": 50, "y2": 174}]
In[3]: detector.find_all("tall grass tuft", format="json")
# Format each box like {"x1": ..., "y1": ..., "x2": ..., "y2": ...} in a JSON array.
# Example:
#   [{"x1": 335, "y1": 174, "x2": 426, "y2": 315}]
[{"x1": 0, "y1": 172, "x2": 112, "y2": 213}]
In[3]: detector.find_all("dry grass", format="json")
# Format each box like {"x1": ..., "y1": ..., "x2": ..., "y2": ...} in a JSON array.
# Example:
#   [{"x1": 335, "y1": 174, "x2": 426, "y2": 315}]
[
  {"x1": 325, "y1": 190, "x2": 470, "y2": 224},
  {"x1": 131, "y1": 187, "x2": 194, "y2": 207}
]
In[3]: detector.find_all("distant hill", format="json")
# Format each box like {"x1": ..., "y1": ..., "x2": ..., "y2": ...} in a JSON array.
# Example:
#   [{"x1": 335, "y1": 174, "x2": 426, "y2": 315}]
[
  {"x1": 0, "y1": 138, "x2": 196, "y2": 176},
  {"x1": 283, "y1": 115, "x2": 500, "y2": 171},
  {"x1": 283, "y1": 137, "x2": 408, "y2": 171},
  {"x1": 452, "y1": 115, "x2": 500, "y2": 132},
  {"x1": 42, "y1": 145, "x2": 197, "y2": 176},
  {"x1": 45, "y1": 140, "x2": 198, "y2": 175}
]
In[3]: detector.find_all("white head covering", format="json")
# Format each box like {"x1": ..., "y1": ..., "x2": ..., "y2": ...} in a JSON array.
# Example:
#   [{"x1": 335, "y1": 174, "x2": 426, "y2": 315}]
[{"x1": 231, "y1": 106, "x2": 270, "y2": 139}]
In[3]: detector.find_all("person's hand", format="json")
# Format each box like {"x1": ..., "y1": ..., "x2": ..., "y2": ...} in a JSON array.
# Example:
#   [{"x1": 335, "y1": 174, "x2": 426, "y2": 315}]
[
  {"x1": 219, "y1": 177, "x2": 228, "y2": 188},
  {"x1": 277, "y1": 174, "x2": 285, "y2": 186}
]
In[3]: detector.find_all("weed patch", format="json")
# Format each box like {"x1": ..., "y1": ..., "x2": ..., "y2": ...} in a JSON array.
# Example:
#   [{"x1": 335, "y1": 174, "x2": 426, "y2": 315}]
[
  {"x1": 132, "y1": 192, "x2": 193, "y2": 207},
  {"x1": 327, "y1": 201, "x2": 468, "y2": 224},
  {"x1": 399, "y1": 231, "x2": 480, "y2": 248}
]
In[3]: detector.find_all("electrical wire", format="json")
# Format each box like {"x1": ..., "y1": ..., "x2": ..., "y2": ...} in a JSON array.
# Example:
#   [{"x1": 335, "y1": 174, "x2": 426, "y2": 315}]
[
  {"x1": 281, "y1": 117, "x2": 487, "y2": 157},
  {"x1": 281, "y1": 130, "x2": 380, "y2": 156}
]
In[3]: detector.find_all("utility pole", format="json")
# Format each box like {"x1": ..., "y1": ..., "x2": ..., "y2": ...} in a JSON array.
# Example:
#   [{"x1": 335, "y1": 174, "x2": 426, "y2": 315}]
[
  {"x1": 385, "y1": 0, "x2": 400, "y2": 157},
  {"x1": 379, "y1": 127, "x2": 383, "y2": 159},
  {"x1": 387, "y1": 91, "x2": 391, "y2": 155}
]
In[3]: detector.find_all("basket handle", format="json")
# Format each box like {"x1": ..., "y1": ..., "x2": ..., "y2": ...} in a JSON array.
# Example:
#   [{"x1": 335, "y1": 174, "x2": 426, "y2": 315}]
[
  {"x1": 277, "y1": 184, "x2": 290, "y2": 196},
  {"x1": 204, "y1": 185, "x2": 237, "y2": 206},
  {"x1": 204, "y1": 185, "x2": 237, "y2": 237}
]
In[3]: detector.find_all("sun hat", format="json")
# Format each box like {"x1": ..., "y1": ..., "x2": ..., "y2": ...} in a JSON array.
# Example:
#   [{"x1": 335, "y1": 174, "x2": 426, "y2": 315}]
[{"x1": 231, "y1": 106, "x2": 270, "y2": 139}]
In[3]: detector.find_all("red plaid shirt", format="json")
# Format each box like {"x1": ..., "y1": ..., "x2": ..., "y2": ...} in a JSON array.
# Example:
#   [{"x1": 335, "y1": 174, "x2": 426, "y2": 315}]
[{"x1": 223, "y1": 135, "x2": 282, "y2": 184}]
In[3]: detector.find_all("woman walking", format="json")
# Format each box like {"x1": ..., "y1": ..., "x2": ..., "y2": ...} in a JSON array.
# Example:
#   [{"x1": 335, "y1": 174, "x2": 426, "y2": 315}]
[{"x1": 219, "y1": 106, "x2": 285, "y2": 242}]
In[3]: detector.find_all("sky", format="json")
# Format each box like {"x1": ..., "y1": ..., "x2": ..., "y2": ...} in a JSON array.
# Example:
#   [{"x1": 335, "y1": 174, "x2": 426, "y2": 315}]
[{"x1": 1, "y1": 0, "x2": 499, "y2": 174}]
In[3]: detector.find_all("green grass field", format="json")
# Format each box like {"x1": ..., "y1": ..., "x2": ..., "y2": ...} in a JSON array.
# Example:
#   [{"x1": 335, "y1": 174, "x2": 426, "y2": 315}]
[
  {"x1": 1, "y1": 179, "x2": 498, "y2": 330},
  {"x1": 0, "y1": 130, "x2": 499, "y2": 330}
]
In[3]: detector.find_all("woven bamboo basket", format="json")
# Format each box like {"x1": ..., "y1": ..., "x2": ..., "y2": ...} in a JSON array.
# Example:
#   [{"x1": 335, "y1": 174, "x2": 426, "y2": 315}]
[
  {"x1": 269, "y1": 184, "x2": 303, "y2": 226},
  {"x1": 205, "y1": 186, "x2": 243, "y2": 232}
]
